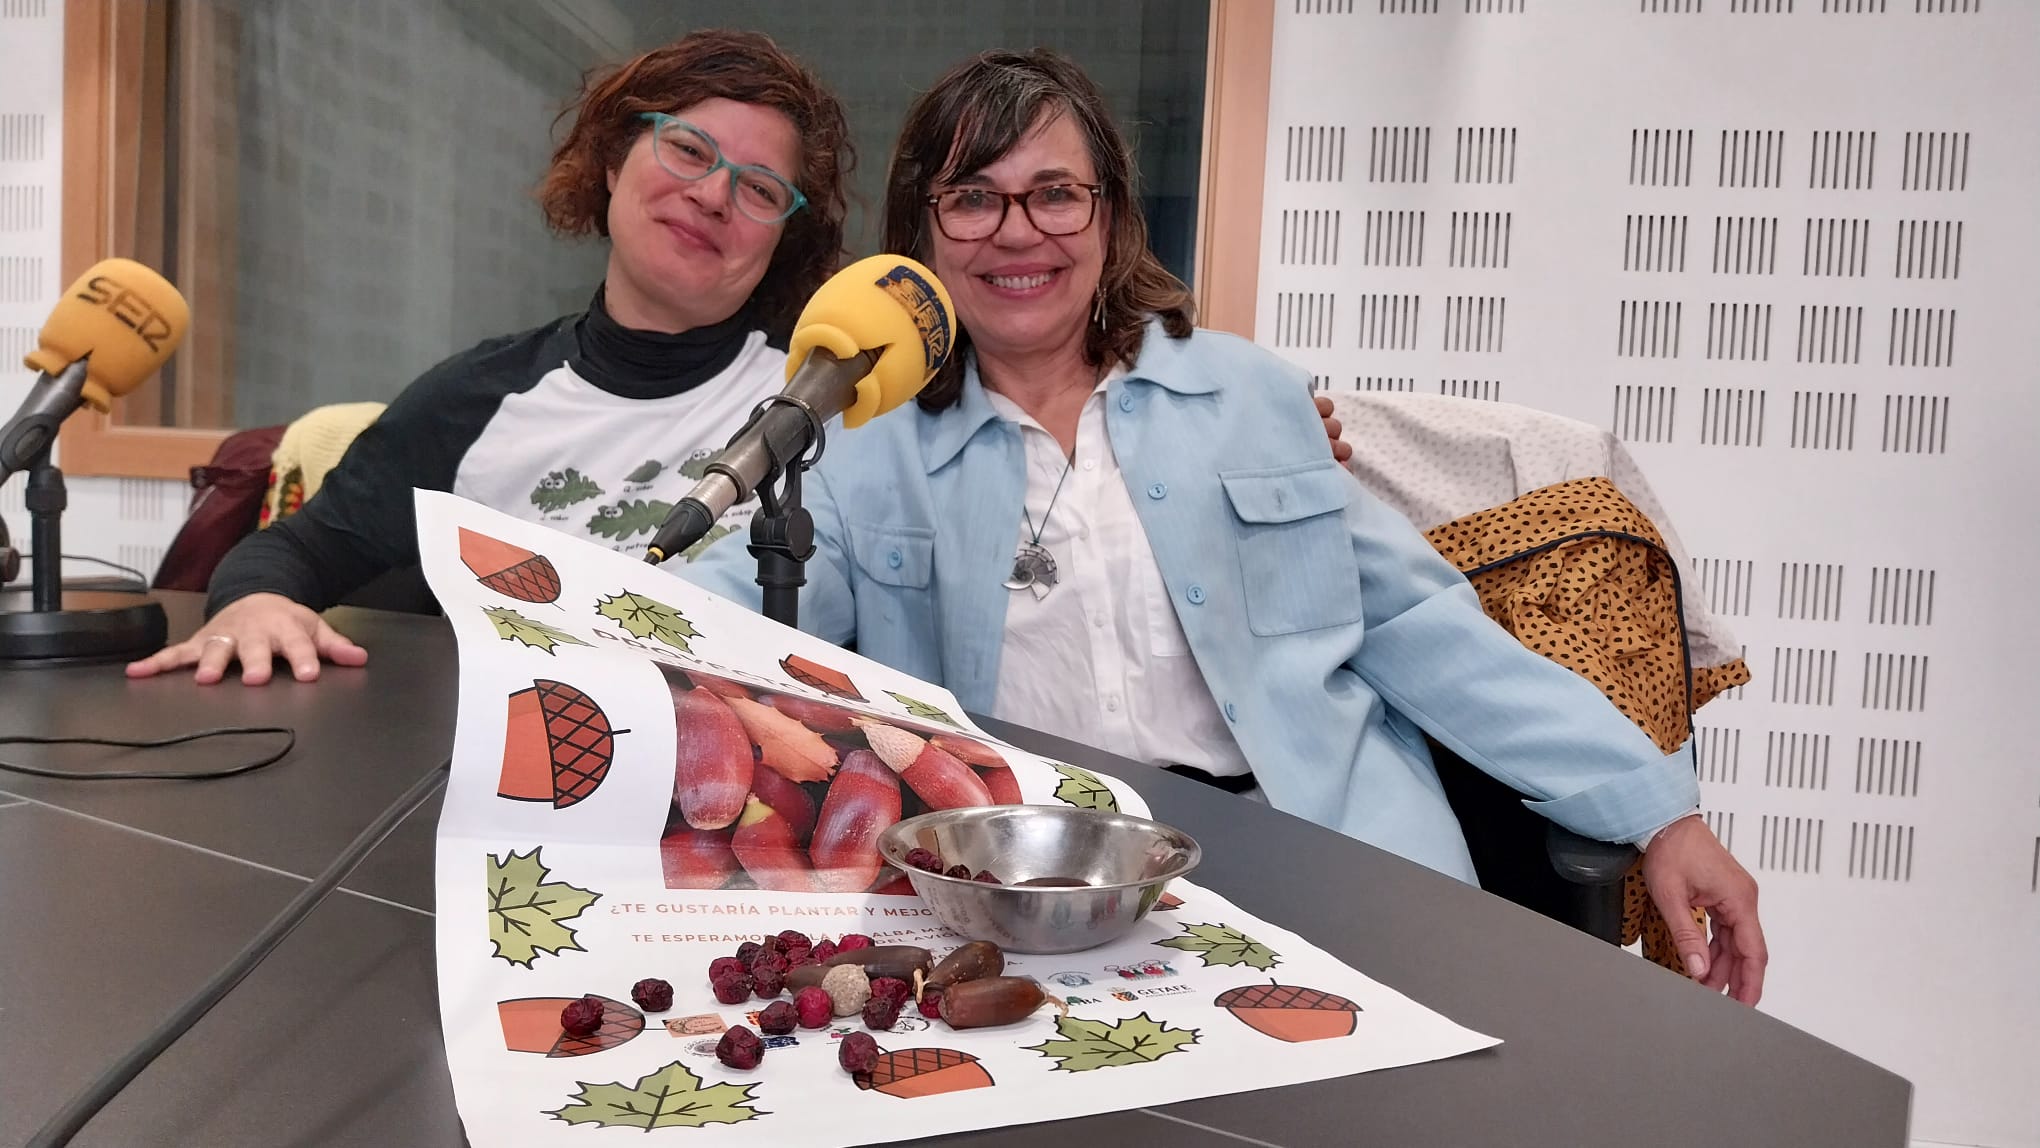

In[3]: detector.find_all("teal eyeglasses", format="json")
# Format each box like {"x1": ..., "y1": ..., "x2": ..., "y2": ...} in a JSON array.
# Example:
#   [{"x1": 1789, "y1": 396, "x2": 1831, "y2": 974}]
[{"x1": 636, "y1": 112, "x2": 808, "y2": 224}]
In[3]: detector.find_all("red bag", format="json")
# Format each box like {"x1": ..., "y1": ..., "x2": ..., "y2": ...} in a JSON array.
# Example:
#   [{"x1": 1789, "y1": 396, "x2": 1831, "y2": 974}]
[{"x1": 150, "y1": 424, "x2": 285, "y2": 591}]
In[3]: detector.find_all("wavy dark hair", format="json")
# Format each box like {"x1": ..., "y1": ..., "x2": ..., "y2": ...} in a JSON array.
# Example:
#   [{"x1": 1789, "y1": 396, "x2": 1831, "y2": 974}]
[
  {"x1": 537, "y1": 29, "x2": 851, "y2": 341},
  {"x1": 882, "y1": 49, "x2": 1195, "y2": 412}
]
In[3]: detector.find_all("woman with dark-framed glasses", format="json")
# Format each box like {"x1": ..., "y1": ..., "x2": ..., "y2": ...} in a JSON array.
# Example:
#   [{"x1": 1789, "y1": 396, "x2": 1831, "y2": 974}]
[
  {"x1": 686, "y1": 48, "x2": 1768, "y2": 1004},
  {"x1": 131, "y1": 29, "x2": 852, "y2": 686}
]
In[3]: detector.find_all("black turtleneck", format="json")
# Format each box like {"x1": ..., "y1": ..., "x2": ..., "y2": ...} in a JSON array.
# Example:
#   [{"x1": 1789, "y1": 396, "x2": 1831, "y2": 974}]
[
  {"x1": 571, "y1": 286, "x2": 757, "y2": 399},
  {"x1": 205, "y1": 292, "x2": 777, "y2": 617}
]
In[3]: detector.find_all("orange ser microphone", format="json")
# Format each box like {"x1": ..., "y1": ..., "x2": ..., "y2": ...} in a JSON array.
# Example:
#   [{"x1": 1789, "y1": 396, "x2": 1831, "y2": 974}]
[{"x1": 2, "y1": 258, "x2": 191, "y2": 482}]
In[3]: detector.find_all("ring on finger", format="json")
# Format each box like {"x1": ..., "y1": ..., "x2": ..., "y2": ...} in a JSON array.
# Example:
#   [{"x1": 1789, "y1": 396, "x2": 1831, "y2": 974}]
[{"x1": 205, "y1": 634, "x2": 236, "y2": 646}]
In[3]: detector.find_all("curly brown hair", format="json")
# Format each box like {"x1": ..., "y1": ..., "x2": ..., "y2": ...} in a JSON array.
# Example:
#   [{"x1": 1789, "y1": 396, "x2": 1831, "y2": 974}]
[
  {"x1": 882, "y1": 49, "x2": 1195, "y2": 413},
  {"x1": 538, "y1": 29, "x2": 851, "y2": 340}
]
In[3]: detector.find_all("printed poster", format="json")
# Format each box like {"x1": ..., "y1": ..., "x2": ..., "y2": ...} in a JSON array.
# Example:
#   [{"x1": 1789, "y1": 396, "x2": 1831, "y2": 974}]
[{"x1": 419, "y1": 489, "x2": 1499, "y2": 1145}]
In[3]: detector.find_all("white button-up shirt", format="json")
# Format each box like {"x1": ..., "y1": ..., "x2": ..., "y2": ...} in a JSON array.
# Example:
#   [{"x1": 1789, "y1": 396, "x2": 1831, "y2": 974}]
[{"x1": 985, "y1": 369, "x2": 1254, "y2": 780}]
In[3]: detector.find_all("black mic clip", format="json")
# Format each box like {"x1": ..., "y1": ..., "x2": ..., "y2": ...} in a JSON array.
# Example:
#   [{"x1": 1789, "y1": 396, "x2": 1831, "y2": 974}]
[{"x1": 741, "y1": 394, "x2": 828, "y2": 630}]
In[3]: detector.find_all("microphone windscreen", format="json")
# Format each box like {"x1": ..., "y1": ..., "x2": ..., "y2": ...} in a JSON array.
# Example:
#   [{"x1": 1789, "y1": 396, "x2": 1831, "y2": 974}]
[
  {"x1": 23, "y1": 258, "x2": 191, "y2": 412},
  {"x1": 785, "y1": 254, "x2": 955, "y2": 428}
]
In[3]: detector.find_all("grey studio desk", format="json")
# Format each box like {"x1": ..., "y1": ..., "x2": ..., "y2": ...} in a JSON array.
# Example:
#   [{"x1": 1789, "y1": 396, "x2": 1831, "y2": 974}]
[{"x1": 0, "y1": 593, "x2": 1910, "y2": 1147}]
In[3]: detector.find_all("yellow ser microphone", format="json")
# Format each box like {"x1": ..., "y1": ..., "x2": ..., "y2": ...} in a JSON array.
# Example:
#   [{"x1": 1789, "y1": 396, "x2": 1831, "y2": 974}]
[
  {"x1": 1, "y1": 258, "x2": 191, "y2": 483},
  {"x1": 644, "y1": 254, "x2": 956, "y2": 564}
]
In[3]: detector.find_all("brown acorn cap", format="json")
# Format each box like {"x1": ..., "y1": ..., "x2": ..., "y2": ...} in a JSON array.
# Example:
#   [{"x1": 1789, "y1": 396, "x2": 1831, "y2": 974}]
[
  {"x1": 859, "y1": 1046, "x2": 979, "y2": 1089},
  {"x1": 1213, "y1": 983, "x2": 1360, "y2": 1013}
]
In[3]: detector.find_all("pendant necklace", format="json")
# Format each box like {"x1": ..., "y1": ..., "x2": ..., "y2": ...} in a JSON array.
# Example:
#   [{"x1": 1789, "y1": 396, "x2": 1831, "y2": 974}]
[{"x1": 1003, "y1": 459, "x2": 1073, "y2": 599}]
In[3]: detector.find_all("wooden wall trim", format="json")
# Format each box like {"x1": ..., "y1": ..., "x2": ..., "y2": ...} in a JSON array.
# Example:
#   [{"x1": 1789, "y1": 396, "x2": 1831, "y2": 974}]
[{"x1": 1192, "y1": 0, "x2": 1273, "y2": 341}]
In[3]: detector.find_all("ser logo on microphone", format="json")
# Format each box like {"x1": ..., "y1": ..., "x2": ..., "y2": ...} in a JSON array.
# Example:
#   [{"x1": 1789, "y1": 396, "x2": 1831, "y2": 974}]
[
  {"x1": 75, "y1": 275, "x2": 177, "y2": 354},
  {"x1": 874, "y1": 264, "x2": 952, "y2": 374}
]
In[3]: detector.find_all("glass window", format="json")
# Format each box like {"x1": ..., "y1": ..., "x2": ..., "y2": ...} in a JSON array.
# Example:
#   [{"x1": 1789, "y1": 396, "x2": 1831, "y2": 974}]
[{"x1": 124, "y1": 0, "x2": 1209, "y2": 430}]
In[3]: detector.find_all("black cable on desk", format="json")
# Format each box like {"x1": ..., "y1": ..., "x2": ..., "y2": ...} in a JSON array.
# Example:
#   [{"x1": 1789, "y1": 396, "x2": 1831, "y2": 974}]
[
  {"x1": 25, "y1": 757, "x2": 451, "y2": 1148},
  {"x1": 0, "y1": 727, "x2": 296, "y2": 780}
]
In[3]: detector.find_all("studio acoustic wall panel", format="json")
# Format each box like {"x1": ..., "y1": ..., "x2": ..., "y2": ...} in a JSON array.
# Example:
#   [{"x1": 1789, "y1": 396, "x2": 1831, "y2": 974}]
[{"x1": 1257, "y1": 5, "x2": 2039, "y2": 1145}]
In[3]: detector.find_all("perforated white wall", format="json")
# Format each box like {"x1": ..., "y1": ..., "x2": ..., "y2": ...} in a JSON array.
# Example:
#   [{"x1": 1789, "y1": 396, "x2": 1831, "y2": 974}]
[{"x1": 1256, "y1": 4, "x2": 2038, "y2": 1144}]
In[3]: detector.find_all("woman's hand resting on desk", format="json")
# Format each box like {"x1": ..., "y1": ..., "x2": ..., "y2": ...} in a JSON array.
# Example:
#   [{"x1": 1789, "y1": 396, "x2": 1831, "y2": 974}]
[
  {"x1": 1641, "y1": 814, "x2": 1769, "y2": 1006},
  {"x1": 124, "y1": 592, "x2": 368, "y2": 685}
]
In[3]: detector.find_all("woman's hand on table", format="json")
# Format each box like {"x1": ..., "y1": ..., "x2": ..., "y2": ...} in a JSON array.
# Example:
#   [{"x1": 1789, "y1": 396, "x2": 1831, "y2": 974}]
[
  {"x1": 1640, "y1": 814, "x2": 1769, "y2": 1006},
  {"x1": 125, "y1": 592, "x2": 367, "y2": 685}
]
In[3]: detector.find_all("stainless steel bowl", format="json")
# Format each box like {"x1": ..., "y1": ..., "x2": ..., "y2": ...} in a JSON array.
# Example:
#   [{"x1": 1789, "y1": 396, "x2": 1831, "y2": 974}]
[{"x1": 876, "y1": 805, "x2": 1202, "y2": 955}]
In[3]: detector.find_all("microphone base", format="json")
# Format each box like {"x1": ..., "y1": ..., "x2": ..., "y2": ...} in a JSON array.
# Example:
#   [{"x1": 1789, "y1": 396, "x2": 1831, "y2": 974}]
[{"x1": 0, "y1": 587, "x2": 168, "y2": 666}]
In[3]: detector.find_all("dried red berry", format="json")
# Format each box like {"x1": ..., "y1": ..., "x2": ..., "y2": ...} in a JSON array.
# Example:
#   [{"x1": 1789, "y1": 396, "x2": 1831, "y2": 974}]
[
  {"x1": 837, "y1": 934, "x2": 873, "y2": 952},
  {"x1": 630, "y1": 978, "x2": 673, "y2": 1012},
  {"x1": 917, "y1": 985, "x2": 944, "y2": 1020},
  {"x1": 756, "y1": 999, "x2": 797, "y2": 1035},
  {"x1": 787, "y1": 948, "x2": 819, "y2": 968},
  {"x1": 973, "y1": 869, "x2": 1001, "y2": 884},
  {"x1": 759, "y1": 935, "x2": 786, "y2": 957},
  {"x1": 870, "y1": 976, "x2": 911, "y2": 1007},
  {"x1": 944, "y1": 864, "x2": 972, "y2": 879},
  {"x1": 904, "y1": 847, "x2": 942, "y2": 873},
  {"x1": 795, "y1": 986, "x2": 833, "y2": 1029},
  {"x1": 752, "y1": 952, "x2": 791, "y2": 977},
  {"x1": 862, "y1": 994, "x2": 902, "y2": 1032},
  {"x1": 559, "y1": 995, "x2": 604, "y2": 1036},
  {"x1": 716, "y1": 1025, "x2": 764, "y2": 1070},
  {"x1": 776, "y1": 929, "x2": 812, "y2": 952},
  {"x1": 839, "y1": 1031, "x2": 880, "y2": 1074},
  {"x1": 751, "y1": 964, "x2": 786, "y2": 999},
  {"x1": 711, "y1": 971, "x2": 754, "y2": 1005},
  {"x1": 735, "y1": 941, "x2": 762, "y2": 965},
  {"x1": 811, "y1": 939, "x2": 839, "y2": 963},
  {"x1": 709, "y1": 956, "x2": 746, "y2": 982}
]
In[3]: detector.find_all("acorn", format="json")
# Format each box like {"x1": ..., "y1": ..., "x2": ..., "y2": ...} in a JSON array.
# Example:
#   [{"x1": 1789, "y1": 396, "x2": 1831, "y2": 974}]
[
  {"x1": 1214, "y1": 982, "x2": 1361, "y2": 1042},
  {"x1": 498, "y1": 680, "x2": 623, "y2": 808},
  {"x1": 496, "y1": 995, "x2": 644, "y2": 1057},
  {"x1": 853, "y1": 1046, "x2": 995, "y2": 1098}
]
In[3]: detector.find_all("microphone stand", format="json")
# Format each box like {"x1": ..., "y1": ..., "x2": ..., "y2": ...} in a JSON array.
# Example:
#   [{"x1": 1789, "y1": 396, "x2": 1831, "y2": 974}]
[
  {"x1": 742, "y1": 395, "x2": 827, "y2": 630},
  {"x1": 0, "y1": 443, "x2": 168, "y2": 664}
]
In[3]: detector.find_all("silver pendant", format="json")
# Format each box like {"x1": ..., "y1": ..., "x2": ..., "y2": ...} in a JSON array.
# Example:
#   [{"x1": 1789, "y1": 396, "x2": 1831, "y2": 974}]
[{"x1": 1003, "y1": 541, "x2": 1059, "y2": 599}]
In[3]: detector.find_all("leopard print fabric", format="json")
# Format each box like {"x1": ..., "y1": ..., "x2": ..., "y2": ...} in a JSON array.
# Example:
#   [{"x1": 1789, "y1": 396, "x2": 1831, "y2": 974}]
[{"x1": 1422, "y1": 476, "x2": 1750, "y2": 975}]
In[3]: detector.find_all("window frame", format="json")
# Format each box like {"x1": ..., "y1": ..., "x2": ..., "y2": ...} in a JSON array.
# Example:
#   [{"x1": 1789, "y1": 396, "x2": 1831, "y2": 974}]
[{"x1": 57, "y1": 0, "x2": 1271, "y2": 479}]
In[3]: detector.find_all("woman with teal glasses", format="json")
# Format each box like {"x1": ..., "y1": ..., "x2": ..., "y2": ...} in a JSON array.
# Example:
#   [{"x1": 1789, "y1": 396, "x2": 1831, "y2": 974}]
[{"x1": 131, "y1": 29, "x2": 853, "y2": 686}]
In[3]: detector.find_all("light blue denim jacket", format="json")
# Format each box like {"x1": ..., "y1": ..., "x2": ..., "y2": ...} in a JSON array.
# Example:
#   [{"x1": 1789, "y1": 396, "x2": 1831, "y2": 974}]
[{"x1": 684, "y1": 320, "x2": 1699, "y2": 883}]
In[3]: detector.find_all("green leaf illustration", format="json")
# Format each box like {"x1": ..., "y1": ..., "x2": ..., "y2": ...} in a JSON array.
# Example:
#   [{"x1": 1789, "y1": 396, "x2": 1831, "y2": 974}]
[
  {"x1": 677, "y1": 450, "x2": 716, "y2": 481},
  {"x1": 487, "y1": 847, "x2": 600, "y2": 968},
  {"x1": 596, "y1": 591, "x2": 700, "y2": 653},
  {"x1": 886, "y1": 690, "x2": 961, "y2": 727},
  {"x1": 1025, "y1": 1012, "x2": 1200, "y2": 1073},
  {"x1": 1155, "y1": 923, "x2": 1281, "y2": 971},
  {"x1": 624, "y1": 459, "x2": 664, "y2": 484},
  {"x1": 1050, "y1": 763, "x2": 1118, "y2": 812},
  {"x1": 546, "y1": 1060, "x2": 765, "y2": 1131},
  {"x1": 585, "y1": 498, "x2": 673, "y2": 541},
  {"x1": 530, "y1": 468, "x2": 603, "y2": 512},
  {"x1": 484, "y1": 606, "x2": 591, "y2": 654},
  {"x1": 679, "y1": 522, "x2": 739, "y2": 562}
]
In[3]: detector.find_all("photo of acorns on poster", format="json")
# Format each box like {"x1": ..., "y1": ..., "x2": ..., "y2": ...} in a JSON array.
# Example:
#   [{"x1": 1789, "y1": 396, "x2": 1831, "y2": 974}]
[{"x1": 659, "y1": 662, "x2": 1020, "y2": 893}]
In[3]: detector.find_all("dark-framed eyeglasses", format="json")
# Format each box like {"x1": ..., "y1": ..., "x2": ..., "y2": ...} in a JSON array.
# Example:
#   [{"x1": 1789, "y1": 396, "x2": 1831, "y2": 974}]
[
  {"x1": 636, "y1": 112, "x2": 807, "y2": 224},
  {"x1": 925, "y1": 183, "x2": 1104, "y2": 242}
]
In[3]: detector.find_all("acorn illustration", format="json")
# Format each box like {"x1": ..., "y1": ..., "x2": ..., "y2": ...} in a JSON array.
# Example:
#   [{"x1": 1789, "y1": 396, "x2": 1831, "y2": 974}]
[
  {"x1": 853, "y1": 1047, "x2": 994, "y2": 1098},
  {"x1": 460, "y1": 527, "x2": 562, "y2": 604},
  {"x1": 497, "y1": 995, "x2": 644, "y2": 1057},
  {"x1": 1214, "y1": 982, "x2": 1361, "y2": 1042},
  {"x1": 499, "y1": 680, "x2": 626, "y2": 808},
  {"x1": 780, "y1": 654, "x2": 864, "y2": 701}
]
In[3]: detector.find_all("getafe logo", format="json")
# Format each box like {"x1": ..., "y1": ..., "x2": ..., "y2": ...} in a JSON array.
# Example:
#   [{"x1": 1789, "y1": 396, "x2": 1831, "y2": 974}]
[{"x1": 874, "y1": 264, "x2": 953, "y2": 373}]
